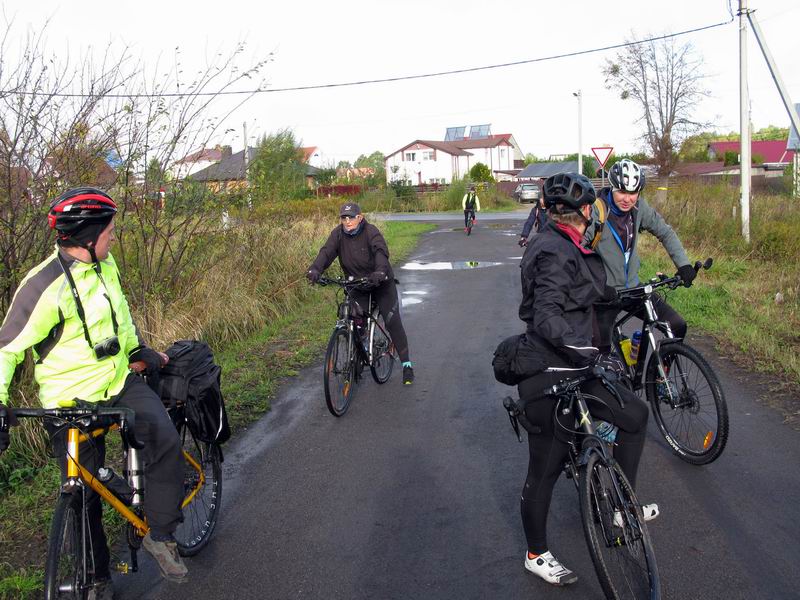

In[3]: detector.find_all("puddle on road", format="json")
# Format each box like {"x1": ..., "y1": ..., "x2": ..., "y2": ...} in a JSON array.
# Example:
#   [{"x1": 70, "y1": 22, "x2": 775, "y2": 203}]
[
  {"x1": 402, "y1": 297, "x2": 423, "y2": 306},
  {"x1": 508, "y1": 256, "x2": 523, "y2": 260},
  {"x1": 401, "y1": 260, "x2": 503, "y2": 270},
  {"x1": 403, "y1": 290, "x2": 428, "y2": 295}
]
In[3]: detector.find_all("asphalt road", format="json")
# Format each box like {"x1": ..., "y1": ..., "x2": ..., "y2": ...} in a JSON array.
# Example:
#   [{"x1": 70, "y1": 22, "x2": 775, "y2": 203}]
[{"x1": 119, "y1": 218, "x2": 800, "y2": 600}]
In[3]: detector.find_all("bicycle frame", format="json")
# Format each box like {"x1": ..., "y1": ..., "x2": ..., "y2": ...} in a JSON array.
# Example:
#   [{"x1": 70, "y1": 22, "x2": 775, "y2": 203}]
[{"x1": 330, "y1": 282, "x2": 393, "y2": 369}]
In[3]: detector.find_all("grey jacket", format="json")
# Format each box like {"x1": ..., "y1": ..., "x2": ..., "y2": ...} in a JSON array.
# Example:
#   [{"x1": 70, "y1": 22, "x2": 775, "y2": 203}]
[{"x1": 584, "y1": 188, "x2": 690, "y2": 288}]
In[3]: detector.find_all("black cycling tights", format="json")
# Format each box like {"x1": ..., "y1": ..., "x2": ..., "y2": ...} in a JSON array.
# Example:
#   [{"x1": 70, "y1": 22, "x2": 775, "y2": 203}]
[
  {"x1": 517, "y1": 372, "x2": 649, "y2": 554},
  {"x1": 352, "y1": 278, "x2": 410, "y2": 363}
]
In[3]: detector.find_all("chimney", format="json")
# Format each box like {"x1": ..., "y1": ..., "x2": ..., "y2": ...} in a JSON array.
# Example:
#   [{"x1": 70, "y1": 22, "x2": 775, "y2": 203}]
[{"x1": 221, "y1": 145, "x2": 232, "y2": 160}]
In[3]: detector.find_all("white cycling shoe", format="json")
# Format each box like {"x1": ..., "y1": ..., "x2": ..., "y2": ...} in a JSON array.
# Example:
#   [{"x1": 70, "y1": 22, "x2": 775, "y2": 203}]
[
  {"x1": 524, "y1": 551, "x2": 578, "y2": 586},
  {"x1": 613, "y1": 503, "x2": 660, "y2": 528}
]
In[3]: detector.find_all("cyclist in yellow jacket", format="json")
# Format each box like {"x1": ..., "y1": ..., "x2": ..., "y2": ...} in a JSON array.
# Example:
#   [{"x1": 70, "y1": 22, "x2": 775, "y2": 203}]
[{"x1": 0, "y1": 188, "x2": 188, "y2": 596}]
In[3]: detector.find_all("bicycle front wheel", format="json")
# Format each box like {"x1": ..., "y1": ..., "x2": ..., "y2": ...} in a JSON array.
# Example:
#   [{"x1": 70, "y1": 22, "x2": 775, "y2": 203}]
[
  {"x1": 370, "y1": 314, "x2": 394, "y2": 384},
  {"x1": 324, "y1": 327, "x2": 357, "y2": 417},
  {"x1": 645, "y1": 342, "x2": 729, "y2": 465},
  {"x1": 579, "y1": 450, "x2": 660, "y2": 600},
  {"x1": 174, "y1": 422, "x2": 223, "y2": 557},
  {"x1": 44, "y1": 493, "x2": 90, "y2": 600}
]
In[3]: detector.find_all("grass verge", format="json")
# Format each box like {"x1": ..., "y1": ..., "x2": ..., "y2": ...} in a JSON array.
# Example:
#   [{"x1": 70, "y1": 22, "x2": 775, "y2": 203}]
[{"x1": 0, "y1": 220, "x2": 434, "y2": 598}]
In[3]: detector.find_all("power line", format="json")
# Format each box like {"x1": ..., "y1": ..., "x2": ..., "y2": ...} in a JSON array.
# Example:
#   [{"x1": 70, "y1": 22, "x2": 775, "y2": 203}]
[{"x1": 2, "y1": 18, "x2": 734, "y2": 99}]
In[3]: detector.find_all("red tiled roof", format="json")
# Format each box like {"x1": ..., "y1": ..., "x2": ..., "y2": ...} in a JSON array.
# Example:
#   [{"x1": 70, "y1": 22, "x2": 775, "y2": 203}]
[
  {"x1": 387, "y1": 140, "x2": 472, "y2": 158},
  {"x1": 708, "y1": 140, "x2": 795, "y2": 164},
  {"x1": 451, "y1": 133, "x2": 513, "y2": 150},
  {"x1": 177, "y1": 147, "x2": 224, "y2": 164},
  {"x1": 300, "y1": 146, "x2": 318, "y2": 163}
]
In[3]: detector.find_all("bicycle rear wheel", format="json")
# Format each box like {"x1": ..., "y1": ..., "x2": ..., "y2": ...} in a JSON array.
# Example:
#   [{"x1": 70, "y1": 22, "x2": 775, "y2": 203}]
[
  {"x1": 370, "y1": 313, "x2": 394, "y2": 384},
  {"x1": 174, "y1": 421, "x2": 222, "y2": 556},
  {"x1": 44, "y1": 493, "x2": 90, "y2": 600},
  {"x1": 579, "y1": 450, "x2": 660, "y2": 600},
  {"x1": 645, "y1": 342, "x2": 729, "y2": 465},
  {"x1": 324, "y1": 327, "x2": 357, "y2": 417},
  {"x1": 466, "y1": 218, "x2": 473, "y2": 235}
]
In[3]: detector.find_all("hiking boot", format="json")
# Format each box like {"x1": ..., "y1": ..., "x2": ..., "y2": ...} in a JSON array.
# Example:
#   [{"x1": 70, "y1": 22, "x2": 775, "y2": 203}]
[
  {"x1": 88, "y1": 578, "x2": 115, "y2": 600},
  {"x1": 402, "y1": 365, "x2": 415, "y2": 385},
  {"x1": 142, "y1": 532, "x2": 188, "y2": 583},
  {"x1": 613, "y1": 503, "x2": 660, "y2": 528},
  {"x1": 524, "y1": 551, "x2": 578, "y2": 586}
]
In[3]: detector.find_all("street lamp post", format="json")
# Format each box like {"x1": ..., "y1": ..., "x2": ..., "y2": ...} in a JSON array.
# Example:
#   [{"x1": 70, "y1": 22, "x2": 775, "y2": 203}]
[{"x1": 573, "y1": 90, "x2": 583, "y2": 175}]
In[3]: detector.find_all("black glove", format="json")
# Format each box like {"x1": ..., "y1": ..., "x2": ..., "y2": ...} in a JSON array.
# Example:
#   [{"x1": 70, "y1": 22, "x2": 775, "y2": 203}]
[
  {"x1": 128, "y1": 346, "x2": 165, "y2": 372},
  {"x1": 367, "y1": 271, "x2": 386, "y2": 287},
  {"x1": 0, "y1": 405, "x2": 17, "y2": 452},
  {"x1": 306, "y1": 268, "x2": 321, "y2": 284},
  {"x1": 676, "y1": 264, "x2": 696, "y2": 288},
  {"x1": 518, "y1": 236, "x2": 528, "y2": 247},
  {"x1": 594, "y1": 351, "x2": 628, "y2": 378},
  {"x1": 600, "y1": 285, "x2": 618, "y2": 303}
]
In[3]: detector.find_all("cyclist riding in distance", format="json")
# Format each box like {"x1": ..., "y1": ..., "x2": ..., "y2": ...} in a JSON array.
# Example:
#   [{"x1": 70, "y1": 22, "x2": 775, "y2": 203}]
[
  {"x1": 519, "y1": 195, "x2": 547, "y2": 247},
  {"x1": 307, "y1": 203, "x2": 414, "y2": 385},
  {"x1": 585, "y1": 159, "x2": 695, "y2": 353},
  {"x1": 517, "y1": 172, "x2": 657, "y2": 586},
  {"x1": 0, "y1": 188, "x2": 189, "y2": 596},
  {"x1": 462, "y1": 184, "x2": 481, "y2": 232}
]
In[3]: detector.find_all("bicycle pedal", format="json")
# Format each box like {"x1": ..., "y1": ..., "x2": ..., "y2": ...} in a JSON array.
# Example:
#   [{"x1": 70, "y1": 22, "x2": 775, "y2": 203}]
[{"x1": 114, "y1": 562, "x2": 130, "y2": 574}]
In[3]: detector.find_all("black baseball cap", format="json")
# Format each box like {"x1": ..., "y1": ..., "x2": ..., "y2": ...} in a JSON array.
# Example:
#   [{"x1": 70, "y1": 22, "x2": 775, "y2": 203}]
[{"x1": 340, "y1": 203, "x2": 362, "y2": 217}]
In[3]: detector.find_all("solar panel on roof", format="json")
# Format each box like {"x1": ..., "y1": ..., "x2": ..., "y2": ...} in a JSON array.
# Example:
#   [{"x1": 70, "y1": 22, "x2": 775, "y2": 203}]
[
  {"x1": 445, "y1": 126, "x2": 466, "y2": 141},
  {"x1": 469, "y1": 124, "x2": 491, "y2": 139}
]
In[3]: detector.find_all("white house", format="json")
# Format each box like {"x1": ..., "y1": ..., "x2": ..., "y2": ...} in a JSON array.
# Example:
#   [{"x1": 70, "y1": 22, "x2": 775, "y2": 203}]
[
  {"x1": 172, "y1": 146, "x2": 229, "y2": 180},
  {"x1": 385, "y1": 129, "x2": 523, "y2": 185}
]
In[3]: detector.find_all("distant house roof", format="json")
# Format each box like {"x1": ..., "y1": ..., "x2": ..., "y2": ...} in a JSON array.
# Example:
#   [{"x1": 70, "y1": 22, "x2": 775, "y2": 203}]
[
  {"x1": 300, "y1": 146, "x2": 318, "y2": 163},
  {"x1": 450, "y1": 133, "x2": 514, "y2": 150},
  {"x1": 176, "y1": 147, "x2": 225, "y2": 164},
  {"x1": 708, "y1": 140, "x2": 795, "y2": 164},
  {"x1": 387, "y1": 140, "x2": 472, "y2": 158},
  {"x1": 190, "y1": 147, "x2": 258, "y2": 182},
  {"x1": 516, "y1": 160, "x2": 579, "y2": 179}
]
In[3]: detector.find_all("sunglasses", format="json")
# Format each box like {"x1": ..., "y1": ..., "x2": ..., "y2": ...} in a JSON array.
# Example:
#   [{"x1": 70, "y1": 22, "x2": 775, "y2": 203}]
[{"x1": 340, "y1": 215, "x2": 360, "y2": 221}]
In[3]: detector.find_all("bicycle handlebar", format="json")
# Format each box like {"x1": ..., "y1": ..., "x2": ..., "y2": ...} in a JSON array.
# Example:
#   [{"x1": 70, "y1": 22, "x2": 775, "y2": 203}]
[
  {"x1": 10, "y1": 405, "x2": 144, "y2": 449},
  {"x1": 614, "y1": 257, "x2": 713, "y2": 302},
  {"x1": 317, "y1": 276, "x2": 373, "y2": 290}
]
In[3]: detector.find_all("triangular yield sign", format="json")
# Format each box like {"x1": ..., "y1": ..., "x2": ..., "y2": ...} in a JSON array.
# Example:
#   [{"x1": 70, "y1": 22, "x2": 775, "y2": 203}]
[{"x1": 591, "y1": 146, "x2": 614, "y2": 168}]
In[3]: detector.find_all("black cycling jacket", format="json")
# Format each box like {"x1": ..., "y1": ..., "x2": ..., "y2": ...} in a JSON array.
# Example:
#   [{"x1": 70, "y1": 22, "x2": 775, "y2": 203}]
[
  {"x1": 519, "y1": 220, "x2": 606, "y2": 369},
  {"x1": 310, "y1": 219, "x2": 394, "y2": 280}
]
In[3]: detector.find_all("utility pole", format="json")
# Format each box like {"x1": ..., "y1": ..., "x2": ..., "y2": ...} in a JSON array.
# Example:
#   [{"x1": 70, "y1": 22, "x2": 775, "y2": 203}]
[
  {"x1": 573, "y1": 90, "x2": 583, "y2": 175},
  {"x1": 243, "y1": 121, "x2": 249, "y2": 174},
  {"x1": 739, "y1": 0, "x2": 751, "y2": 243}
]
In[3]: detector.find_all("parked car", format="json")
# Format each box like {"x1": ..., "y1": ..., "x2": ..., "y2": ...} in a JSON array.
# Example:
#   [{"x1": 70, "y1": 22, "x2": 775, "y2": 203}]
[{"x1": 514, "y1": 183, "x2": 540, "y2": 203}]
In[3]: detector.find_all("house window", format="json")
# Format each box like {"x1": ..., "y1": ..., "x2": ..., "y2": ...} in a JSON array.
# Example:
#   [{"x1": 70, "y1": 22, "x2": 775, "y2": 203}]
[
  {"x1": 422, "y1": 151, "x2": 435, "y2": 161},
  {"x1": 405, "y1": 152, "x2": 416, "y2": 161},
  {"x1": 499, "y1": 148, "x2": 506, "y2": 158}
]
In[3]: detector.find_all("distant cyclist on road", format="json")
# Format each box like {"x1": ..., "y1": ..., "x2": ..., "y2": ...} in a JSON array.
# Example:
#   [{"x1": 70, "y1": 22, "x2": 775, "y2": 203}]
[
  {"x1": 307, "y1": 203, "x2": 414, "y2": 385},
  {"x1": 0, "y1": 188, "x2": 188, "y2": 597},
  {"x1": 518, "y1": 195, "x2": 547, "y2": 247},
  {"x1": 462, "y1": 184, "x2": 481, "y2": 231},
  {"x1": 585, "y1": 159, "x2": 695, "y2": 352},
  {"x1": 516, "y1": 172, "x2": 656, "y2": 586}
]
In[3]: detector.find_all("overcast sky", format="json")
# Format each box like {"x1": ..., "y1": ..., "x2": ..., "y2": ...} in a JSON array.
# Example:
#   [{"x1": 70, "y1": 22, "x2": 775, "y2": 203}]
[{"x1": 2, "y1": 0, "x2": 798, "y2": 164}]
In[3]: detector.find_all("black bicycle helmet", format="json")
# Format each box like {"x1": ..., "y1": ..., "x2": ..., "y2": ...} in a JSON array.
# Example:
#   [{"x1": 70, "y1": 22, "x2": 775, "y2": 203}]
[
  {"x1": 542, "y1": 172, "x2": 596, "y2": 211},
  {"x1": 48, "y1": 187, "x2": 117, "y2": 245},
  {"x1": 608, "y1": 159, "x2": 645, "y2": 193}
]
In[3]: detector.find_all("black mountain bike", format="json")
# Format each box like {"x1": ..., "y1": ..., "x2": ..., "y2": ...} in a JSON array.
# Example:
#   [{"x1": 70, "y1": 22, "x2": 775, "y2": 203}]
[
  {"x1": 318, "y1": 276, "x2": 396, "y2": 417},
  {"x1": 503, "y1": 368, "x2": 660, "y2": 600},
  {"x1": 610, "y1": 259, "x2": 729, "y2": 465}
]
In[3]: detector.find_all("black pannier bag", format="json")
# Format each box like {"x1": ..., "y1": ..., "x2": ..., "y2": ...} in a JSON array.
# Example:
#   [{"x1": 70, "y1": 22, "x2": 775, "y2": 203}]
[
  {"x1": 492, "y1": 333, "x2": 547, "y2": 386},
  {"x1": 154, "y1": 340, "x2": 231, "y2": 445}
]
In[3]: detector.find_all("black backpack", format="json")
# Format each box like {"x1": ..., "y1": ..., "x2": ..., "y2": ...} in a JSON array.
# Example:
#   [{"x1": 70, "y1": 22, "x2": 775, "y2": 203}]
[{"x1": 154, "y1": 340, "x2": 231, "y2": 445}]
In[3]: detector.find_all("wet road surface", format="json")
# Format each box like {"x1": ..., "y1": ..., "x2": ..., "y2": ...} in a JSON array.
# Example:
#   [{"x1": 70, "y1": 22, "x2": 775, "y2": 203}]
[{"x1": 117, "y1": 220, "x2": 800, "y2": 600}]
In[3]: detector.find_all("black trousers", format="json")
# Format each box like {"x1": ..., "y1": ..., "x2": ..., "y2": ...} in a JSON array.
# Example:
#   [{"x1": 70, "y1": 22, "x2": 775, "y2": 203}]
[
  {"x1": 352, "y1": 278, "x2": 410, "y2": 363},
  {"x1": 595, "y1": 294, "x2": 687, "y2": 352},
  {"x1": 48, "y1": 374, "x2": 184, "y2": 577},
  {"x1": 463, "y1": 209, "x2": 475, "y2": 227},
  {"x1": 517, "y1": 371, "x2": 649, "y2": 554}
]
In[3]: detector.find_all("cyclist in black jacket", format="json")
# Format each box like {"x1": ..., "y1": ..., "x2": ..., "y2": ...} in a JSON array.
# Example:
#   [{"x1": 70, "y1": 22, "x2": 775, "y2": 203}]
[
  {"x1": 516, "y1": 173, "x2": 656, "y2": 586},
  {"x1": 307, "y1": 203, "x2": 414, "y2": 385}
]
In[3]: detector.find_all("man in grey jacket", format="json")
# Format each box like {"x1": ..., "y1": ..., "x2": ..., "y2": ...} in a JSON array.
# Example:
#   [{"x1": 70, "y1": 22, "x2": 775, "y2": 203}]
[{"x1": 585, "y1": 159, "x2": 696, "y2": 349}]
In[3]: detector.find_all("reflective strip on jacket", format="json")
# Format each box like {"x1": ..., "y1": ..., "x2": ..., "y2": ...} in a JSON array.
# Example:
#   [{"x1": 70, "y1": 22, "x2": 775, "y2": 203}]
[{"x1": 0, "y1": 249, "x2": 142, "y2": 408}]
